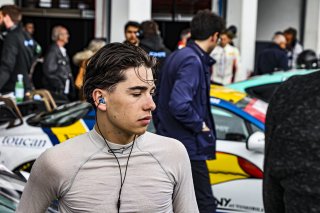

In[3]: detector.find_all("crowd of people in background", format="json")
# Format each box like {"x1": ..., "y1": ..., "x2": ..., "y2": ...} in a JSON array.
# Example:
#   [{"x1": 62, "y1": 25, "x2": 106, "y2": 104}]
[
  {"x1": 0, "y1": 3, "x2": 316, "y2": 102},
  {"x1": 2, "y1": 3, "x2": 320, "y2": 213},
  {"x1": 256, "y1": 27, "x2": 306, "y2": 75}
]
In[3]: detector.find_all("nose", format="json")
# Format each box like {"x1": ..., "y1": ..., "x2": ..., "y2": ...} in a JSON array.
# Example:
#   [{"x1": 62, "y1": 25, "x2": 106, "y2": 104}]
[{"x1": 144, "y1": 95, "x2": 156, "y2": 111}]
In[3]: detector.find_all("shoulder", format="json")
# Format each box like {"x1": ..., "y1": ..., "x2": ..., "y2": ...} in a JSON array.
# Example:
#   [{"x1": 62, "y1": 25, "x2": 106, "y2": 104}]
[
  {"x1": 210, "y1": 46, "x2": 222, "y2": 55},
  {"x1": 295, "y1": 42, "x2": 303, "y2": 51},
  {"x1": 139, "y1": 132, "x2": 189, "y2": 161},
  {"x1": 165, "y1": 48, "x2": 200, "y2": 68},
  {"x1": 45, "y1": 45, "x2": 59, "y2": 57},
  {"x1": 4, "y1": 31, "x2": 18, "y2": 44},
  {"x1": 35, "y1": 132, "x2": 99, "y2": 176},
  {"x1": 270, "y1": 71, "x2": 320, "y2": 108}
]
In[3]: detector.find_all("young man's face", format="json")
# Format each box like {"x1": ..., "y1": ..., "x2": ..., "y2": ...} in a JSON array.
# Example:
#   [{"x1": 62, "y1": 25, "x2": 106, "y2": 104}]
[
  {"x1": 25, "y1": 23, "x2": 34, "y2": 35},
  {"x1": 284, "y1": 33, "x2": 293, "y2": 45},
  {"x1": 104, "y1": 66, "x2": 156, "y2": 137},
  {"x1": 125, "y1": 26, "x2": 139, "y2": 45},
  {"x1": 220, "y1": 34, "x2": 230, "y2": 48}
]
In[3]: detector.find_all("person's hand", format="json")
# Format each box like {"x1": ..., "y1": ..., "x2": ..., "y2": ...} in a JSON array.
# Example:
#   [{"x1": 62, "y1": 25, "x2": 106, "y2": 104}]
[{"x1": 202, "y1": 122, "x2": 210, "y2": 132}]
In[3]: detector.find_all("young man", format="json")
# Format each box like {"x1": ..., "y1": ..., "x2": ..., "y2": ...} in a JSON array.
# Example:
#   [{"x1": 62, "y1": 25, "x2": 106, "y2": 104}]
[
  {"x1": 283, "y1": 27, "x2": 303, "y2": 69},
  {"x1": 0, "y1": 5, "x2": 35, "y2": 95},
  {"x1": 123, "y1": 21, "x2": 140, "y2": 46},
  {"x1": 17, "y1": 43, "x2": 199, "y2": 213},
  {"x1": 210, "y1": 30, "x2": 243, "y2": 85},
  {"x1": 155, "y1": 10, "x2": 224, "y2": 213},
  {"x1": 139, "y1": 20, "x2": 171, "y2": 67}
]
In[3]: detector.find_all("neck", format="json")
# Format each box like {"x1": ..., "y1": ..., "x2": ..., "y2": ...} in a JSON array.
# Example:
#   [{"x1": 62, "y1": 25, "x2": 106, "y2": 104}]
[
  {"x1": 5, "y1": 21, "x2": 14, "y2": 29},
  {"x1": 56, "y1": 40, "x2": 65, "y2": 47},
  {"x1": 195, "y1": 40, "x2": 213, "y2": 53},
  {"x1": 95, "y1": 113, "x2": 136, "y2": 145}
]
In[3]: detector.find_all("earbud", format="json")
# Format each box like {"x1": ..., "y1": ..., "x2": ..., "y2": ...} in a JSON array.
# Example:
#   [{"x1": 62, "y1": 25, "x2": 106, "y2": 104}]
[{"x1": 99, "y1": 97, "x2": 106, "y2": 104}]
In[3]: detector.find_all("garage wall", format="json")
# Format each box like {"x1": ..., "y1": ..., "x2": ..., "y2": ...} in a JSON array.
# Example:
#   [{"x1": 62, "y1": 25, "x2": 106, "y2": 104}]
[
  {"x1": 0, "y1": 0, "x2": 14, "y2": 6},
  {"x1": 304, "y1": 0, "x2": 320, "y2": 53},
  {"x1": 256, "y1": 0, "x2": 301, "y2": 41},
  {"x1": 226, "y1": 0, "x2": 242, "y2": 48}
]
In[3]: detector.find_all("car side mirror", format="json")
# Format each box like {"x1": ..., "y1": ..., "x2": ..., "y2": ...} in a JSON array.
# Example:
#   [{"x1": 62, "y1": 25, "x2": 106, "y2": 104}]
[{"x1": 246, "y1": 131, "x2": 265, "y2": 153}]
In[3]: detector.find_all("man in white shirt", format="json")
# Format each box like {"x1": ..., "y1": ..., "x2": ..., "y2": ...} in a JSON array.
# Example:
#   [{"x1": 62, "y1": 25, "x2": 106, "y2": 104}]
[{"x1": 210, "y1": 31, "x2": 245, "y2": 85}]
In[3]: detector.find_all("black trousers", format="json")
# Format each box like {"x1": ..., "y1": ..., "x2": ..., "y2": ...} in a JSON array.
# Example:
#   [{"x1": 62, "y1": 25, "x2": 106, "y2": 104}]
[{"x1": 191, "y1": 160, "x2": 216, "y2": 213}]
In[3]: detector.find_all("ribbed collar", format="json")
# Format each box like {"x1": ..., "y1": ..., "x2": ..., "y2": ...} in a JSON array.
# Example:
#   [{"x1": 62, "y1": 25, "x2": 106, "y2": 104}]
[{"x1": 89, "y1": 127, "x2": 144, "y2": 155}]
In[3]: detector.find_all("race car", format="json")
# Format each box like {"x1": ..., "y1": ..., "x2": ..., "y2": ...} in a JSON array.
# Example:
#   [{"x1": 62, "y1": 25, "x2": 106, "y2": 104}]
[
  {"x1": 0, "y1": 164, "x2": 58, "y2": 212},
  {"x1": 227, "y1": 69, "x2": 319, "y2": 102},
  {"x1": 0, "y1": 86, "x2": 267, "y2": 213},
  {"x1": 210, "y1": 85, "x2": 265, "y2": 213}
]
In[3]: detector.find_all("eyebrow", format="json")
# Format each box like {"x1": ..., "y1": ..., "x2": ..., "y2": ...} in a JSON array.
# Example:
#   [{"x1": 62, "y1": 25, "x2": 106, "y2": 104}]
[{"x1": 127, "y1": 86, "x2": 156, "y2": 91}]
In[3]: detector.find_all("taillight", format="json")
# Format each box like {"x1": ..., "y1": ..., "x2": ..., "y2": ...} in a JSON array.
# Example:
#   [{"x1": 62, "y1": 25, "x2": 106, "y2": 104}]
[{"x1": 238, "y1": 157, "x2": 263, "y2": 178}]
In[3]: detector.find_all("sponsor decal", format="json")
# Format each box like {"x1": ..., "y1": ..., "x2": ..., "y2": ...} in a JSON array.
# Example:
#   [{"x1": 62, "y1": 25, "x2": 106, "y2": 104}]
[
  {"x1": 232, "y1": 204, "x2": 264, "y2": 212},
  {"x1": 216, "y1": 197, "x2": 231, "y2": 207},
  {"x1": 216, "y1": 197, "x2": 264, "y2": 212},
  {"x1": 149, "y1": 51, "x2": 166, "y2": 58},
  {"x1": 1, "y1": 136, "x2": 47, "y2": 148}
]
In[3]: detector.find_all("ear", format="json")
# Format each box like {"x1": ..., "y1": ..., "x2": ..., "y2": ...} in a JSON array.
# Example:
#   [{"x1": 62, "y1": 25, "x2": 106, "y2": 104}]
[
  {"x1": 92, "y1": 89, "x2": 107, "y2": 111},
  {"x1": 211, "y1": 32, "x2": 219, "y2": 43}
]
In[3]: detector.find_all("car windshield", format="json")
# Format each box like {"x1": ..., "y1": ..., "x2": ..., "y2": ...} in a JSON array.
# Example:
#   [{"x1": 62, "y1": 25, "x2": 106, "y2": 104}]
[
  {"x1": 234, "y1": 96, "x2": 268, "y2": 123},
  {"x1": 27, "y1": 101, "x2": 92, "y2": 127}
]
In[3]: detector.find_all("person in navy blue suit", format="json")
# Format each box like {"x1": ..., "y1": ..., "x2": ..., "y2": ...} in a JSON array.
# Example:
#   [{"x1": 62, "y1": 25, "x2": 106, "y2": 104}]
[{"x1": 155, "y1": 10, "x2": 224, "y2": 213}]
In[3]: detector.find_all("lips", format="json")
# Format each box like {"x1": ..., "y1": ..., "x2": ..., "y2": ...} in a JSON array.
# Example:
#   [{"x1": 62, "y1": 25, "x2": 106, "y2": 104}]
[{"x1": 138, "y1": 116, "x2": 152, "y2": 125}]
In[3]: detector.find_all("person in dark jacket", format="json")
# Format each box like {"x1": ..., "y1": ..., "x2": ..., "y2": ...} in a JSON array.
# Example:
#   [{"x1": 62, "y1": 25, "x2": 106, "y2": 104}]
[
  {"x1": 256, "y1": 34, "x2": 289, "y2": 75},
  {"x1": 43, "y1": 25, "x2": 75, "y2": 102},
  {"x1": 155, "y1": 10, "x2": 224, "y2": 213},
  {"x1": 284, "y1": 27, "x2": 303, "y2": 69},
  {"x1": 263, "y1": 70, "x2": 320, "y2": 213},
  {"x1": 0, "y1": 5, "x2": 35, "y2": 95},
  {"x1": 139, "y1": 20, "x2": 171, "y2": 67},
  {"x1": 123, "y1": 21, "x2": 140, "y2": 46}
]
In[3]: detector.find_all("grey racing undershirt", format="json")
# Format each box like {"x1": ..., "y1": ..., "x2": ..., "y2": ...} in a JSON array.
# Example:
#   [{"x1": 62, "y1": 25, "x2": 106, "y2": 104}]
[{"x1": 16, "y1": 128, "x2": 199, "y2": 213}]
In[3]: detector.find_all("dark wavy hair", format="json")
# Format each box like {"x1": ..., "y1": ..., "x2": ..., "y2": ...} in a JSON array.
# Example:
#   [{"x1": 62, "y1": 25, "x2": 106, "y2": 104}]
[
  {"x1": 0, "y1": 4, "x2": 21, "y2": 24},
  {"x1": 83, "y1": 42, "x2": 157, "y2": 108},
  {"x1": 190, "y1": 9, "x2": 225, "y2": 41},
  {"x1": 124, "y1": 21, "x2": 140, "y2": 32}
]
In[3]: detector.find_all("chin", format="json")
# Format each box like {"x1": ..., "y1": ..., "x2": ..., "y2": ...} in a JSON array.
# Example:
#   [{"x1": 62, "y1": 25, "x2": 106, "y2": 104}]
[{"x1": 133, "y1": 127, "x2": 148, "y2": 135}]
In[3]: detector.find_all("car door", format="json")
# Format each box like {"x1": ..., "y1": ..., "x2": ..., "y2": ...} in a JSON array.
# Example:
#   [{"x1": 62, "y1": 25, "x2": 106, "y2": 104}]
[{"x1": 208, "y1": 103, "x2": 265, "y2": 213}]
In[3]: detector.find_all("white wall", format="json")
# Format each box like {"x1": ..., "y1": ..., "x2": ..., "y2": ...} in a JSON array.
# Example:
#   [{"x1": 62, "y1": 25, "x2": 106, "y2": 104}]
[
  {"x1": 240, "y1": 0, "x2": 258, "y2": 75},
  {"x1": 110, "y1": 0, "x2": 151, "y2": 43},
  {"x1": 0, "y1": 0, "x2": 14, "y2": 6},
  {"x1": 226, "y1": 0, "x2": 242, "y2": 48},
  {"x1": 304, "y1": 0, "x2": 320, "y2": 54},
  {"x1": 95, "y1": 0, "x2": 107, "y2": 39},
  {"x1": 256, "y1": 0, "x2": 301, "y2": 41},
  {"x1": 128, "y1": 0, "x2": 151, "y2": 22},
  {"x1": 226, "y1": 0, "x2": 258, "y2": 76}
]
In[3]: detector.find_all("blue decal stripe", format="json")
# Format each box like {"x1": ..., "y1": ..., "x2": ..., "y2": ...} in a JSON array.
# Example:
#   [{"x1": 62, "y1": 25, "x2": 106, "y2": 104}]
[
  {"x1": 42, "y1": 128, "x2": 60, "y2": 146},
  {"x1": 211, "y1": 98, "x2": 265, "y2": 131}
]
